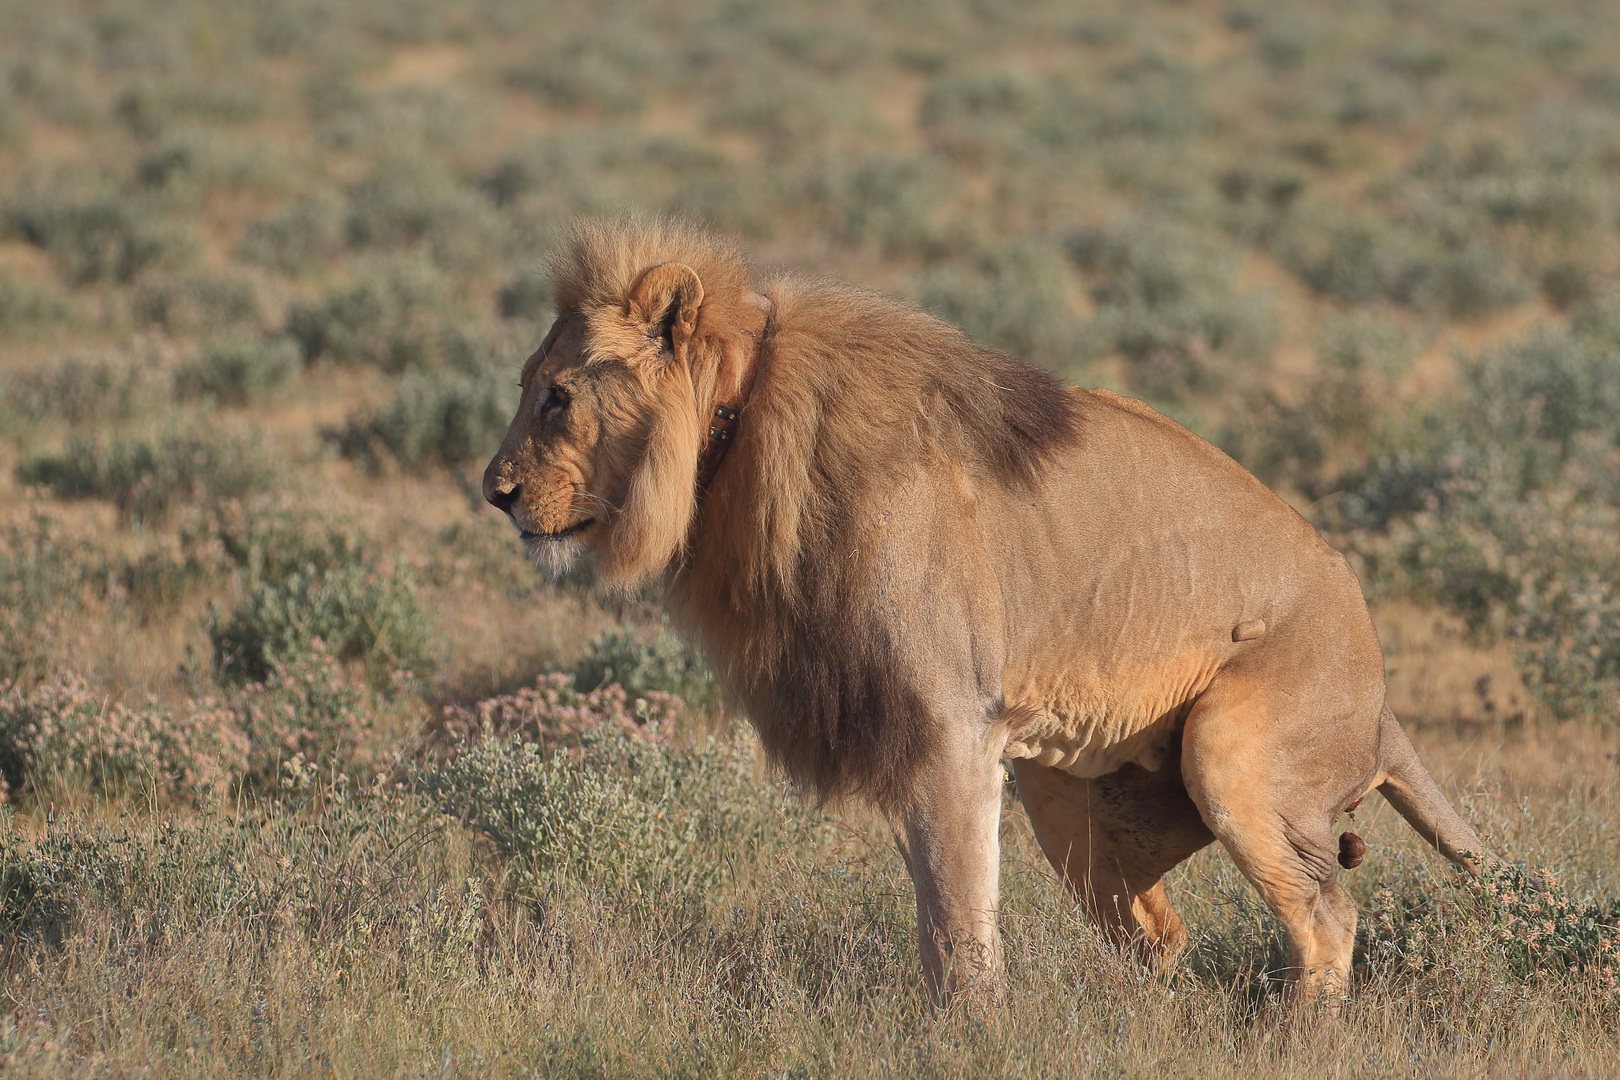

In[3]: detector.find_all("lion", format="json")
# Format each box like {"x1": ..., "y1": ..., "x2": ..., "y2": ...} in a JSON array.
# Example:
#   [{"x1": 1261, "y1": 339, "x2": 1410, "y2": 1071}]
[{"x1": 482, "y1": 218, "x2": 1484, "y2": 1005}]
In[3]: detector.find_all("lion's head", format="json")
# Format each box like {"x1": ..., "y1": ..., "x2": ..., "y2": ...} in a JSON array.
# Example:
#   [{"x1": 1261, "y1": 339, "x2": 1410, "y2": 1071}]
[{"x1": 482, "y1": 220, "x2": 764, "y2": 585}]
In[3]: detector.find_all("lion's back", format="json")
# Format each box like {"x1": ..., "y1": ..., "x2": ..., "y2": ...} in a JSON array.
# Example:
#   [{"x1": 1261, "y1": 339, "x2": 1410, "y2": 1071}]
[{"x1": 988, "y1": 386, "x2": 1382, "y2": 774}]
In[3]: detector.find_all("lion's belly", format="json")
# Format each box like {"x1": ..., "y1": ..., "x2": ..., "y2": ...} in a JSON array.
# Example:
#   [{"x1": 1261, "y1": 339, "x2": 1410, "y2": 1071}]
[{"x1": 998, "y1": 653, "x2": 1221, "y2": 778}]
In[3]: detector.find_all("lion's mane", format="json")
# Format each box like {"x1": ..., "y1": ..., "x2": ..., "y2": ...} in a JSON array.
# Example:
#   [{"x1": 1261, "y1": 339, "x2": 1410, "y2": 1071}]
[{"x1": 550, "y1": 219, "x2": 1082, "y2": 810}]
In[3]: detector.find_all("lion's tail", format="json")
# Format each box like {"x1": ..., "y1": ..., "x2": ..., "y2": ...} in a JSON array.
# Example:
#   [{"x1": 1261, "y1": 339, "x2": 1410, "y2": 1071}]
[{"x1": 1375, "y1": 705, "x2": 1485, "y2": 874}]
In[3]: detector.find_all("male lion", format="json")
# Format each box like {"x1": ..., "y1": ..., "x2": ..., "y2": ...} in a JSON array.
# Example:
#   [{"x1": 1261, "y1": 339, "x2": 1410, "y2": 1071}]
[{"x1": 483, "y1": 219, "x2": 1483, "y2": 1005}]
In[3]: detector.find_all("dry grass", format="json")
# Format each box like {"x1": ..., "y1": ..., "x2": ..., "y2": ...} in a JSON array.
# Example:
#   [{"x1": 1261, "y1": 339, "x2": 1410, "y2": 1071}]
[{"x1": 0, "y1": 714, "x2": 1615, "y2": 1078}]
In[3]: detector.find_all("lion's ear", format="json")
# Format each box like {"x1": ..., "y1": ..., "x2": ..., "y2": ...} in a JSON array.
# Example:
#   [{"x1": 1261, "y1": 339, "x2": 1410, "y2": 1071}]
[{"x1": 628, "y1": 262, "x2": 704, "y2": 362}]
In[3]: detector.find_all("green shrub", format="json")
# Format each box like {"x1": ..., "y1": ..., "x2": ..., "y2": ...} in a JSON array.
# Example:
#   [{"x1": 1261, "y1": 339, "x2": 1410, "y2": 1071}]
[
  {"x1": 803, "y1": 154, "x2": 949, "y2": 257},
  {"x1": 1221, "y1": 315, "x2": 1411, "y2": 489},
  {"x1": 1512, "y1": 557, "x2": 1620, "y2": 726},
  {"x1": 0, "y1": 274, "x2": 73, "y2": 336},
  {"x1": 574, "y1": 621, "x2": 717, "y2": 709},
  {"x1": 919, "y1": 59, "x2": 1203, "y2": 162},
  {"x1": 211, "y1": 563, "x2": 433, "y2": 685},
  {"x1": 1273, "y1": 209, "x2": 1431, "y2": 306},
  {"x1": 175, "y1": 333, "x2": 300, "y2": 404},
  {"x1": 330, "y1": 365, "x2": 516, "y2": 471},
  {"x1": 1541, "y1": 262, "x2": 1592, "y2": 310},
  {"x1": 0, "y1": 672, "x2": 248, "y2": 801},
  {"x1": 18, "y1": 423, "x2": 275, "y2": 524},
  {"x1": 0, "y1": 776, "x2": 460, "y2": 959},
  {"x1": 506, "y1": 26, "x2": 669, "y2": 116},
  {"x1": 0, "y1": 351, "x2": 171, "y2": 431},
  {"x1": 236, "y1": 196, "x2": 347, "y2": 272},
  {"x1": 1068, "y1": 216, "x2": 1273, "y2": 401},
  {"x1": 1273, "y1": 206, "x2": 1527, "y2": 316},
  {"x1": 234, "y1": 639, "x2": 377, "y2": 787},
  {"x1": 418, "y1": 721, "x2": 753, "y2": 902},
  {"x1": 104, "y1": 532, "x2": 219, "y2": 613},
  {"x1": 193, "y1": 502, "x2": 371, "y2": 585},
  {"x1": 112, "y1": 78, "x2": 262, "y2": 139},
  {"x1": 3, "y1": 43, "x2": 93, "y2": 126},
  {"x1": 914, "y1": 239, "x2": 1078, "y2": 370},
  {"x1": 437, "y1": 672, "x2": 685, "y2": 750},
  {"x1": 496, "y1": 270, "x2": 553, "y2": 321},
  {"x1": 131, "y1": 272, "x2": 260, "y2": 334},
  {"x1": 1341, "y1": 321, "x2": 1620, "y2": 721},
  {"x1": 284, "y1": 256, "x2": 456, "y2": 370},
  {"x1": 1366, "y1": 857, "x2": 1620, "y2": 986},
  {"x1": 1458, "y1": 327, "x2": 1620, "y2": 454},
  {"x1": 918, "y1": 68, "x2": 1052, "y2": 160},
  {"x1": 0, "y1": 520, "x2": 86, "y2": 687},
  {"x1": 318, "y1": 84, "x2": 481, "y2": 151},
  {"x1": 1429, "y1": 243, "x2": 1530, "y2": 318},
  {"x1": 6, "y1": 187, "x2": 198, "y2": 285},
  {"x1": 342, "y1": 153, "x2": 502, "y2": 268}
]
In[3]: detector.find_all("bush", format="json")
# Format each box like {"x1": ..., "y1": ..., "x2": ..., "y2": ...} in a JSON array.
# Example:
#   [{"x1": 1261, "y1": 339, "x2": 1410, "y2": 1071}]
[
  {"x1": 437, "y1": 672, "x2": 684, "y2": 750},
  {"x1": 342, "y1": 154, "x2": 503, "y2": 268},
  {"x1": 284, "y1": 256, "x2": 456, "y2": 370},
  {"x1": 496, "y1": 270, "x2": 553, "y2": 321},
  {"x1": 0, "y1": 521, "x2": 86, "y2": 687},
  {"x1": 419, "y1": 719, "x2": 754, "y2": 902},
  {"x1": 1273, "y1": 206, "x2": 1527, "y2": 316},
  {"x1": 1458, "y1": 328, "x2": 1620, "y2": 455},
  {"x1": 0, "y1": 351, "x2": 171, "y2": 431},
  {"x1": 318, "y1": 84, "x2": 481, "y2": 152},
  {"x1": 506, "y1": 26, "x2": 670, "y2": 116},
  {"x1": 175, "y1": 333, "x2": 300, "y2": 404},
  {"x1": 0, "y1": 274, "x2": 74, "y2": 336},
  {"x1": 6, "y1": 187, "x2": 198, "y2": 286},
  {"x1": 234, "y1": 639, "x2": 377, "y2": 787},
  {"x1": 193, "y1": 502, "x2": 370, "y2": 584},
  {"x1": 1541, "y1": 262, "x2": 1592, "y2": 310},
  {"x1": 1069, "y1": 216, "x2": 1273, "y2": 401},
  {"x1": 573, "y1": 621, "x2": 717, "y2": 709},
  {"x1": 802, "y1": 154, "x2": 949, "y2": 257},
  {"x1": 330, "y1": 364, "x2": 516, "y2": 471},
  {"x1": 112, "y1": 78, "x2": 262, "y2": 139},
  {"x1": 481, "y1": 131, "x2": 758, "y2": 234},
  {"x1": 919, "y1": 68, "x2": 1053, "y2": 160},
  {"x1": 1341, "y1": 321, "x2": 1620, "y2": 721},
  {"x1": 0, "y1": 776, "x2": 460, "y2": 960},
  {"x1": 17, "y1": 423, "x2": 276, "y2": 525},
  {"x1": 1366, "y1": 857, "x2": 1620, "y2": 991},
  {"x1": 211, "y1": 563, "x2": 433, "y2": 685},
  {"x1": 236, "y1": 196, "x2": 347, "y2": 272},
  {"x1": 1512, "y1": 561, "x2": 1620, "y2": 726},
  {"x1": 913, "y1": 239, "x2": 1078, "y2": 369},
  {"x1": 1221, "y1": 315, "x2": 1411, "y2": 489},
  {"x1": 0, "y1": 673, "x2": 247, "y2": 801},
  {"x1": 132, "y1": 272, "x2": 260, "y2": 334}
]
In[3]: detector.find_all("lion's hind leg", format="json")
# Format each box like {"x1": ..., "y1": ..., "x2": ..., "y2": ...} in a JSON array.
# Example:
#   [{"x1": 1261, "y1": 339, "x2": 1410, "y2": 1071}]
[
  {"x1": 1011, "y1": 755, "x2": 1214, "y2": 972},
  {"x1": 1179, "y1": 673, "x2": 1379, "y2": 1004}
]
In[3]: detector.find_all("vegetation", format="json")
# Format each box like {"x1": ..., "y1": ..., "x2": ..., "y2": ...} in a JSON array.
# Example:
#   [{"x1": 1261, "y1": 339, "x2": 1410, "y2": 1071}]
[{"x1": 0, "y1": 0, "x2": 1617, "y2": 1073}]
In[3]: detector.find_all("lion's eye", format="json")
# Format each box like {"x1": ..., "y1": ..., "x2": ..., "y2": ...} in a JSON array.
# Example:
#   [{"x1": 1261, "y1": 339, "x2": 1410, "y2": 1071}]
[{"x1": 539, "y1": 385, "x2": 569, "y2": 416}]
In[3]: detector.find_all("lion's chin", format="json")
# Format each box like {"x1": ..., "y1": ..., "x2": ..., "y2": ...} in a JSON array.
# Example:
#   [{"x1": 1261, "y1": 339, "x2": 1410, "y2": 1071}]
[{"x1": 522, "y1": 531, "x2": 590, "y2": 578}]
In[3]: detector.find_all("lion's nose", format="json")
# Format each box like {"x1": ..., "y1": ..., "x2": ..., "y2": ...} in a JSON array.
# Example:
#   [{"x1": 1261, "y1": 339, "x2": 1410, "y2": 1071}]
[{"x1": 486, "y1": 477, "x2": 520, "y2": 515}]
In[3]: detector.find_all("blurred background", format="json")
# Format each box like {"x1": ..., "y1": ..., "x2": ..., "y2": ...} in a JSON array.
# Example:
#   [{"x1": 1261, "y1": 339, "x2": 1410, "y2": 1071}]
[
  {"x1": 0, "y1": 2, "x2": 1618, "y2": 1072},
  {"x1": 3, "y1": 0, "x2": 1619, "y2": 720}
]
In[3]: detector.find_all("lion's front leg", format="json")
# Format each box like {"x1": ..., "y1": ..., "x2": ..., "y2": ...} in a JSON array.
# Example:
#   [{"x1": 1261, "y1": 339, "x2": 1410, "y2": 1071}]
[{"x1": 891, "y1": 745, "x2": 1006, "y2": 1008}]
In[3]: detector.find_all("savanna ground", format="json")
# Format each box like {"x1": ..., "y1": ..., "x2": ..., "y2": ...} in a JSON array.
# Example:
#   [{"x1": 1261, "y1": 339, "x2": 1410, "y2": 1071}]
[{"x1": 1, "y1": 0, "x2": 1618, "y2": 1075}]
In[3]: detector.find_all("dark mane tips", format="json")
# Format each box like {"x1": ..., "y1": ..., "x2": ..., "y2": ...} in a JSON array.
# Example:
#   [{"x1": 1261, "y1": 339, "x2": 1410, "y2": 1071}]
[{"x1": 954, "y1": 348, "x2": 1082, "y2": 487}]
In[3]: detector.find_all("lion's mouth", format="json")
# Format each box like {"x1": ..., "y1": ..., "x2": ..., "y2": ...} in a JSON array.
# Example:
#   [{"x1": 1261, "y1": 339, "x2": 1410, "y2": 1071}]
[{"x1": 518, "y1": 519, "x2": 594, "y2": 542}]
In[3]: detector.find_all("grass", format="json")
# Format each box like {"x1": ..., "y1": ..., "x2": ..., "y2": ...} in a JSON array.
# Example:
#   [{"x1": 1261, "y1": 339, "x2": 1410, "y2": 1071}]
[{"x1": 1, "y1": 0, "x2": 1619, "y2": 1073}]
